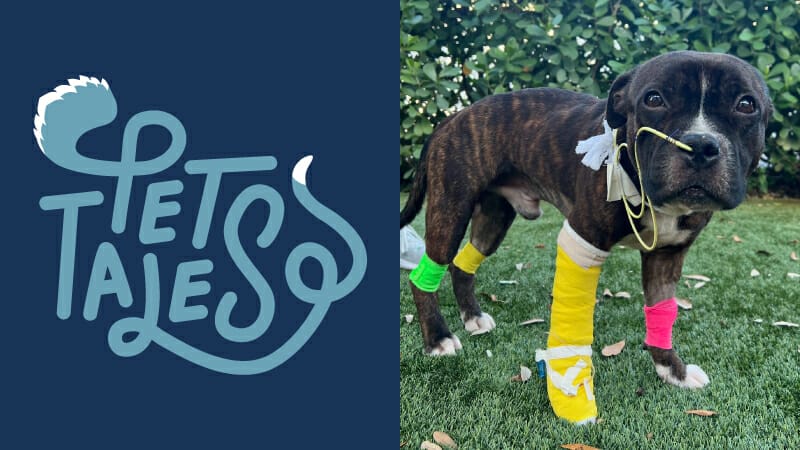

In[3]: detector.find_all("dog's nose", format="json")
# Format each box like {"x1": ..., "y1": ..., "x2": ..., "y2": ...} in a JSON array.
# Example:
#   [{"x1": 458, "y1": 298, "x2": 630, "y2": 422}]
[{"x1": 680, "y1": 133, "x2": 720, "y2": 167}]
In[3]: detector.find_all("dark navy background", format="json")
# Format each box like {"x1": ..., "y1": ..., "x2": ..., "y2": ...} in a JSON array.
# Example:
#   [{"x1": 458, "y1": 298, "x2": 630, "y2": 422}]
[{"x1": 1, "y1": 2, "x2": 396, "y2": 447}]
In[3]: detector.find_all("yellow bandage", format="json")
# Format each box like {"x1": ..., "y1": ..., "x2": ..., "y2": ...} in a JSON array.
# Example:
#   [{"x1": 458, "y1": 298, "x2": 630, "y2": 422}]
[
  {"x1": 544, "y1": 245, "x2": 602, "y2": 423},
  {"x1": 452, "y1": 242, "x2": 485, "y2": 274}
]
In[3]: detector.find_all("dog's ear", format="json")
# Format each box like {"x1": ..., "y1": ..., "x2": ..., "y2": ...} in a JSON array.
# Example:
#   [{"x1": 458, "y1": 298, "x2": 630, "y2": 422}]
[{"x1": 605, "y1": 69, "x2": 636, "y2": 129}]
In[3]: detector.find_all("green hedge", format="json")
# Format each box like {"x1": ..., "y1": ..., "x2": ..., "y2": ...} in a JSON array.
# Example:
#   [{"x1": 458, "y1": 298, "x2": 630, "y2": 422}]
[{"x1": 400, "y1": 0, "x2": 800, "y2": 195}]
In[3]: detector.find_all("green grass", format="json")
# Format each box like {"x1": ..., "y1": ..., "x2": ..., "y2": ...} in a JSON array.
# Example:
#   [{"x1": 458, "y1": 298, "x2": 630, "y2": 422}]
[{"x1": 400, "y1": 197, "x2": 800, "y2": 449}]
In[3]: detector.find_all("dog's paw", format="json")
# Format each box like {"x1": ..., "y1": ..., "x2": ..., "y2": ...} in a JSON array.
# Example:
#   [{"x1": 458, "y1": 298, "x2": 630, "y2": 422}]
[
  {"x1": 426, "y1": 335, "x2": 463, "y2": 356},
  {"x1": 462, "y1": 312, "x2": 496, "y2": 334},
  {"x1": 656, "y1": 363, "x2": 710, "y2": 389}
]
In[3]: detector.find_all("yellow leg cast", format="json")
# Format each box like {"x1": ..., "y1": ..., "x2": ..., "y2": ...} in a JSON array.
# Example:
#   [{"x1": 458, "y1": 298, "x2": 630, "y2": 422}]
[
  {"x1": 452, "y1": 242, "x2": 485, "y2": 275},
  {"x1": 537, "y1": 222, "x2": 606, "y2": 424}
]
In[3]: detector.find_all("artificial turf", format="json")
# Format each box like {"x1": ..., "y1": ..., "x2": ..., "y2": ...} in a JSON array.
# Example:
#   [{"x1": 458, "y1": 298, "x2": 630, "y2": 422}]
[{"x1": 400, "y1": 197, "x2": 800, "y2": 449}]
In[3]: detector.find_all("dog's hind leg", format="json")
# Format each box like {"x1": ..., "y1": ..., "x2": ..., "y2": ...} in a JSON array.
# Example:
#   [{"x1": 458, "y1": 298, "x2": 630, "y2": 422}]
[
  {"x1": 450, "y1": 193, "x2": 517, "y2": 334},
  {"x1": 409, "y1": 194, "x2": 474, "y2": 356}
]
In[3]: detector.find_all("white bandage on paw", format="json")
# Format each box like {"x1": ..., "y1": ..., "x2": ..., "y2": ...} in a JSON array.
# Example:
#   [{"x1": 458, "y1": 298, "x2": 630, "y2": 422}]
[{"x1": 557, "y1": 221, "x2": 610, "y2": 269}]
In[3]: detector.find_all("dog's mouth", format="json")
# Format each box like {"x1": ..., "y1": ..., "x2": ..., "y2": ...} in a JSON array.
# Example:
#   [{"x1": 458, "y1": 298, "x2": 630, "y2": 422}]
[{"x1": 657, "y1": 185, "x2": 725, "y2": 212}]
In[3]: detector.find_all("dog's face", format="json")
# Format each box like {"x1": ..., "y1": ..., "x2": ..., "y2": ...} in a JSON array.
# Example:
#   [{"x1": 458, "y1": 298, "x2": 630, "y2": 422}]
[{"x1": 606, "y1": 51, "x2": 773, "y2": 213}]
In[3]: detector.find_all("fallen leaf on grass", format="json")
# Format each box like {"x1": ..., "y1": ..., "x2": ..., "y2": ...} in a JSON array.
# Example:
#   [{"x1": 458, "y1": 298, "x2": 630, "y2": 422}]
[
  {"x1": 535, "y1": 243, "x2": 546, "y2": 249},
  {"x1": 561, "y1": 444, "x2": 600, "y2": 450},
  {"x1": 602, "y1": 288, "x2": 613, "y2": 297},
  {"x1": 401, "y1": 441, "x2": 407, "y2": 448},
  {"x1": 684, "y1": 274, "x2": 711, "y2": 282},
  {"x1": 753, "y1": 319, "x2": 763, "y2": 323},
  {"x1": 479, "y1": 292, "x2": 507, "y2": 304},
  {"x1": 646, "y1": 432, "x2": 653, "y2": 440},
  {"x1": 614, "y1": 291, "x2": 632, "y2": 299},
  {"x1": 686, "y1": 409, "x2": 717, "y2": 417},
  {"x1": 750, "y1": 269, "x2": 760, "y2": 277},
  {"x1": 515, "y1": 263, "x2": 524, "y2": 271},
  {"x1": 499, "y1": 280, "x2": 518, "y2": 285},
  {"x1": 433, "y1": 431, "x2": 457, "y2": 449},
  {"x1": 733, "y1": 235, "x2": 743, "y2": 243},
  {"x1": 676, "y1": 298, "x2": 693, "y2": 310},
  {"x1": 788, "y1": 273, "x2": 800, "y2": 279},
  {"x1": 520, "y1": 318, "x2": 545, "y2": 325},
  {"x1": 772, "y1": 321, "x2": 800, "y2": 327},
  {"x1": 404, "y1": 314, "x2": 414, "y2": 323},
  {"x1": 486, "y1": 350, "x2": 493, "y2": 357},
  {"x1": 421, "y1": 441, "x2": 442, "y2": 450},
  {"x1": 693, "y1": 281, "x2": 706, "y2": 289},
  {"x1": 601, "y1": 340, "x2": 626, "y2": 356},
  {"x1": 791, "y1": 251, "x2": 798, "y2": 261},
  {"x1": 511, "y1": 365, "x2": 532, "y2": 382}
]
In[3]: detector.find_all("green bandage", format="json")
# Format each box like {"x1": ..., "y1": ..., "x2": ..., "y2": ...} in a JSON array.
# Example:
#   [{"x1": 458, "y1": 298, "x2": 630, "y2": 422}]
[{"x1": 409, "y1": 253, "x2": 448, "y2": 292}]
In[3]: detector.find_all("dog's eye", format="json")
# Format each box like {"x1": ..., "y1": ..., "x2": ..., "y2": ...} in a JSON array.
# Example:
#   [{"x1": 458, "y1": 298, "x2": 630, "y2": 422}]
[
  {"x1": 644, "y1": 92, "x2": 664, "y2": 108},
  {"x1": 736, "y1": 96, "x2": 756, "y2": 114}
]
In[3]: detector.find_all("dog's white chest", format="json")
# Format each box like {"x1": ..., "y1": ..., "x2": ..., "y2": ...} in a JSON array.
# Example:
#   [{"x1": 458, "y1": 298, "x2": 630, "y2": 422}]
[{"x1": 618, "y1": 210, "x2": 693, "y2": 250}]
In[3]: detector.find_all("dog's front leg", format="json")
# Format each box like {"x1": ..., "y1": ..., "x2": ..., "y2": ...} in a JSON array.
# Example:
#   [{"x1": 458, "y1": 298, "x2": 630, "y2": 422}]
[{"x1": 640, "y1": 247, "x2": 710, "y2": 389}]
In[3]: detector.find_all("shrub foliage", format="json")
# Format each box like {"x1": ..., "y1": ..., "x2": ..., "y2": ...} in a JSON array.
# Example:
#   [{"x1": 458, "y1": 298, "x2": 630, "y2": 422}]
[{"x1": 400, "y1": 0, "x2": 800, "y2": 194}]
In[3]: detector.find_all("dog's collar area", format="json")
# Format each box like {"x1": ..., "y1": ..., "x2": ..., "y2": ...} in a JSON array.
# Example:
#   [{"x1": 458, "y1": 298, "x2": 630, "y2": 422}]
[{"x1": 612, "y1": 127, "x2": 693, "y2": 251}]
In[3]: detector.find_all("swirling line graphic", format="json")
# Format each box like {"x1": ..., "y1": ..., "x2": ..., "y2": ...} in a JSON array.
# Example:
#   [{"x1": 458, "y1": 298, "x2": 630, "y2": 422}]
[{"x1": 34, "y1": 76, "x2": 367, "y2": 374}]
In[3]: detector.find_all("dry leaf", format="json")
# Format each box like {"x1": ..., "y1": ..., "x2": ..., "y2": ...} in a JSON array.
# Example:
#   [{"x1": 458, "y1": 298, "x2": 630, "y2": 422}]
[
  {"x1": 471, "y1": 328, "x2": 491, "y2": 336},
  {"x1": 421, "y1": 441, "x2": 442, "y2": 450},
  {"x1": 684, "y1": 274, "x2": 711, "y2": 282},
  {"x1": 520, "y1": 318, "x2": 545, "y2": 326},
  {"x1": 401, "y1": 441, "x2": 407, "y2": 448},
  {"x1": 772, "y1": 321, "x2": 800, "y2": 327},
  {"x1": 596, "y1": 418, "x2": 604, "y2": 424},
  {"x1": 560, "y1": 444, "x2": 600, "y2": 450},
  {"x1": 753, "y1": 319, "x2": 763, "y2": 323},
  {"x1": 684, "y1": 280, "x2": 692, "y2": 289},
  {"x1": 510, "y1": 366, "x2": 532, "y2": 383},
  {"x1": 486, "y1": 350, "x2": 493, "y2": 357},
  {"x1": 676, "y1": 298, "x2": 693, "y2": 310},
  {"x1": 733, "y1": 235, "x2": 743, "y2": 243},
  {"x1": 750, "y1": 269, "x2": 760, "y2": 277},
  {"x1": 614, "y1": 291, "x2": 632, "y2": 299},
  {"x1": 499, "y1": 280, "x2": 518, "y2": 285},
  {"x1": 535, "y1": 243, "x2": 546, "y2": 249},
  {"x1": 515, "y1": 263, "x2": 524, "y2": 271},
  {"x1": 686, "y1": 409, "x2": 717, "y2": 417},
  {"x1": 693, "y1": 281, "x2": 706, "y2": 289},
  {"x1": 480, "y1": 292, "x2": 506, "y2": 303},
  {"x1": 601, "y1": 340, "x2": 626, "y2": 357},
  {"x1": 791, "y1": 251, "x2": 798, "y2": 261},
  {"x1": 788, "y1": 273, "x2": 800, "y2": 279},
  {"x1": 433, "y1": 431, "x2": 457, "y2": 449},
  {"x1": 646, "y1": 432, "x2": 653, "y2": 440},
  {"x1": 602, "y1": 288, "x2": 613, "y2": 297},
  {"x1": 405, "y1": 314, "x2": 414, "y2": 323}
]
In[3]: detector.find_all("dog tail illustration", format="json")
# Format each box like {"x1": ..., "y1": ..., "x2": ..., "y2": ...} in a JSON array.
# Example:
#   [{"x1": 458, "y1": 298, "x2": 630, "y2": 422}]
[
  {"x1": 33, "y1": 76, "x2": 117, "y2": 163},
  {"x1": 400, "y1": 139, "x2": 430, "y2": 228}
]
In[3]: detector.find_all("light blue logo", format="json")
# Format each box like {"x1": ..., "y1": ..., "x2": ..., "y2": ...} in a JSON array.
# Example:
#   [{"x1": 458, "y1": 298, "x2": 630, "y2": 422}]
[{"x1": 34, "y1": 76, "x2": 367, "y2": 374}]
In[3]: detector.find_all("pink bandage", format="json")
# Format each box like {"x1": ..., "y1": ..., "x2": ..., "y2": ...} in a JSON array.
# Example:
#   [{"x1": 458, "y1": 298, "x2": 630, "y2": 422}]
[{"x1": 643, "y1": 298, "x2": 678, "y2": 349}]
